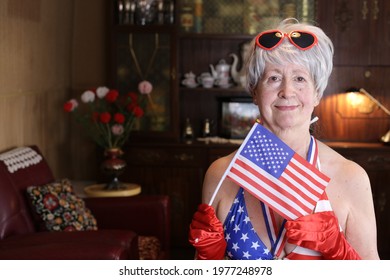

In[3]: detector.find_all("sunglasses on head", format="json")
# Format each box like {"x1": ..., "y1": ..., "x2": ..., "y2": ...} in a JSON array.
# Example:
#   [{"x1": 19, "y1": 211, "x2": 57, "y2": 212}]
[{"x1": 255, "y1": 30, "x2": 318, "y2": 51}]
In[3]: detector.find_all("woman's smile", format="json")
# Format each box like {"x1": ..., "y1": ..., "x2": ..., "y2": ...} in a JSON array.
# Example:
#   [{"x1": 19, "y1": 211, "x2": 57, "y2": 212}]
[{"x1": 274, "y1": 104, "x2": 299, "y2": 111}]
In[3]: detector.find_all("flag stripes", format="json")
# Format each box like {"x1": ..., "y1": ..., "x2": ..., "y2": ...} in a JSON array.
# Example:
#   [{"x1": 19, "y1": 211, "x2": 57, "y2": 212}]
[
  {"x1": 228, "y1": 157, "x2": 309, "y2": 220},
  {"x1": 227, "y1": 132, "x2": 329, "y2": 220}
]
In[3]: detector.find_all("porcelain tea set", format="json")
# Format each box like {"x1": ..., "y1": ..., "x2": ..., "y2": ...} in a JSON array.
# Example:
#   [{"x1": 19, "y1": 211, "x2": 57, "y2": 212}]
[
  {"x1": 181, "y1": 59, "x2": 233, "y2": 89},
  {"x1": 181, "y1": 43, "x2": 249, "y2": 89}
]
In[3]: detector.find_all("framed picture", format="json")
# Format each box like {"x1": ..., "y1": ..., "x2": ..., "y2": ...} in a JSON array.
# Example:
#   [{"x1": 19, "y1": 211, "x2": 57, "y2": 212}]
[{"x1": 218, "y1": 97, "x2": 260, "y2": 139}]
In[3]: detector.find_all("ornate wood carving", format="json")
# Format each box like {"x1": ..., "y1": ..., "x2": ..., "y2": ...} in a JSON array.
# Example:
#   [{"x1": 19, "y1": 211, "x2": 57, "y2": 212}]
[{"x1": 334, "y1": 0, "x2": 353, "y2": 32}]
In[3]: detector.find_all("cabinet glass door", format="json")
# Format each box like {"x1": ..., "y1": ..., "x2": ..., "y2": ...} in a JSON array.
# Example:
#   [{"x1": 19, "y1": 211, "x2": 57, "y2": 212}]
[
  {"x1": 114, "y1": 32, "x2": 173, "y2": 133},
  {"x1": 179, "y1": 0, "x2": 317, "y2": 35}
]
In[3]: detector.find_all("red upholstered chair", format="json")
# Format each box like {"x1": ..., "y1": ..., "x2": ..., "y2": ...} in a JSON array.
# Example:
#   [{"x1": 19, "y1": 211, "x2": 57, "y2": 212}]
[{"x1": 0, "y1": 145, "x2": 170, "y2": 260}]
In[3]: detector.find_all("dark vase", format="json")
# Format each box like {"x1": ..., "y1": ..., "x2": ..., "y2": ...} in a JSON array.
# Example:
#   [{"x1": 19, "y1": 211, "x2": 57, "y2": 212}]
[{"x1": 101, "y1": 148, "x2": 126, "y2": 190}]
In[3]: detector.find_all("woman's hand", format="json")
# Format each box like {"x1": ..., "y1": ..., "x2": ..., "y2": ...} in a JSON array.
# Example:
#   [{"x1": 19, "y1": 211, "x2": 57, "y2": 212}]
[
  {"x1": 285, "y1": 212, "x2": 361, "y2": 260},
  {"x1": 188, "y1": 204, "x2": 226, "y2": 260}
]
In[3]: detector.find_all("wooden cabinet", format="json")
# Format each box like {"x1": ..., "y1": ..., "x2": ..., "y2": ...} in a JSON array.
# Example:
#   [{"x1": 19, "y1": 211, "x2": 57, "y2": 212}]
[
  {"x1": 316, "y1": 0, "x2": 390, "y2": 142},
  {"x1": 121, "y1": 142, "x2": 238, "y2": 252},
  {"x1": 121, "y1": 144, "x2": 208, "y2": 248},
  {"x1": 107, "y1": 0, "x2": 179, "y2": 141},
  {"x1": 177, "y1": 0, "x2": 317, "y2": 139},
  {"x1": 108, "y1": 1, "x2": 319, "y2": 141},
  {"x1": 317, "y1": 0, "x2": 390, "y2": 66},
  {"x1": 330, "y1": 143, "x2": 390, "y2": 259},
  {"x1": 178, "y1": 37, "x2": 252, "y2": 137}
]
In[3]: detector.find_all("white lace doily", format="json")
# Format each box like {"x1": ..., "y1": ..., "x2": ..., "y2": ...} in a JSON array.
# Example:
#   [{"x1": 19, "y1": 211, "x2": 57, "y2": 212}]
[{"x1": 0, "y1": 147, "x2": 43, "y2": 173}]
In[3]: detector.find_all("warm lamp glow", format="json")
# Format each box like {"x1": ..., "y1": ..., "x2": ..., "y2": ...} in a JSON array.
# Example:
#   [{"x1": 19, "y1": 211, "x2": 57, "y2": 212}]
[
  {"x1": 346, "y1": 91, "x2": 362, "y2": 107},
  {"x1": 344, "y1": 88, "x2": 390, "y2": 143},
  {"x1": 346, "y1": 91, "x2": 375, "y2": 113}
]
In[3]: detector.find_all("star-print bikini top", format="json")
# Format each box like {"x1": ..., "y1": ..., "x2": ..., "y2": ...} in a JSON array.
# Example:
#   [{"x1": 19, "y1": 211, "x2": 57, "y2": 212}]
[
  {"x1": 223, "y1": 136, "x2": 331, "y2": 260},
  {"x1": 223, "y1": 188, "x2": 276, "y2": 260}
]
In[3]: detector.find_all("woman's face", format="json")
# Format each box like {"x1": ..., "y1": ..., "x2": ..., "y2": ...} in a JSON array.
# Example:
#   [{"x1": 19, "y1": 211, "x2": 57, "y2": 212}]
[{"x1": 254, "y1": 62, "x2": 319, "y2": 132}]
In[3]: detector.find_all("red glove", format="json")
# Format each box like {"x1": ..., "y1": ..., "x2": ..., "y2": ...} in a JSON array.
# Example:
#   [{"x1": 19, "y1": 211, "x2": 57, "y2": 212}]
[
  {"x1": 188, "y1": 203, "x2": 227, "y2": 260},
  {"x1": 285, "y1": 212, "x2": 361, "y2": 260}
]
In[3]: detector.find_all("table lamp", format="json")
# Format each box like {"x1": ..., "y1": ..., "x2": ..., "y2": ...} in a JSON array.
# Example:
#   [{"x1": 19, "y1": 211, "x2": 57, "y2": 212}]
[{"x1": 346, "y1": 88, "x2": 390, "y2": 143}]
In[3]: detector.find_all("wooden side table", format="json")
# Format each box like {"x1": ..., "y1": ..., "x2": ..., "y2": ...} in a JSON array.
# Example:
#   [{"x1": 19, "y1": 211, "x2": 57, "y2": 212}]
[{"x1": 83, "y1": 183, "x2": 141, "y2": 197}]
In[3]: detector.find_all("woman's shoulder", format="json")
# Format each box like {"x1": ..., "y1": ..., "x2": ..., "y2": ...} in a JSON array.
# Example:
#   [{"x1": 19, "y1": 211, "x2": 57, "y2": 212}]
[
  {"x1": 206, "y1": 151, "x2": 237, "y2": 176},
  {"x1": 317, "y1": 141, "x2": 370, "y2": 188},
  {"x1": 202, "y1": 150, "x2": 239, "y2": 206}
]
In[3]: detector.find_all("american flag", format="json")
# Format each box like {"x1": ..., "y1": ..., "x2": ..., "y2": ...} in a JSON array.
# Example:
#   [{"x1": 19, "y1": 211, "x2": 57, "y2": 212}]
[{"x1": 227, "y1": 123, "x2": 330, "y2": 220}]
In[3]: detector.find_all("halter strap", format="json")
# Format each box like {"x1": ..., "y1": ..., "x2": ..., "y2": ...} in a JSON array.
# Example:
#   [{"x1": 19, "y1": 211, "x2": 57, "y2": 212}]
[{"x1": 262, "y1": 136, "x2": 318, "y2": 258}]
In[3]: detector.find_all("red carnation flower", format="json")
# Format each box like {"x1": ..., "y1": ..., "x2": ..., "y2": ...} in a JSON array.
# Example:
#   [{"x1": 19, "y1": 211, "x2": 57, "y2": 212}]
[
  {"x1": 132, "y1": 106, "x2": 144, "y2": 118},
  {"x1": 63, "y1": 102, "x2": 73, "y2": 112},
  {"x1": 127, "y1": 92, "x2": 138, "y2": 103},
  {"x1": 63, "y1": 99, "x2": 78, "y2": 112},
  {"x1": 99, "y1": 112, "x2": 111, "y2": 123},
  {"x1": 114, "y1": 113, "x2": 125, "y2": 124},
  {"x1": 63, "y1": 85, "x2": 147, "y2": 150},
  {"x1": 105, "y1": 89, "x2": 119, "y2": 103}
]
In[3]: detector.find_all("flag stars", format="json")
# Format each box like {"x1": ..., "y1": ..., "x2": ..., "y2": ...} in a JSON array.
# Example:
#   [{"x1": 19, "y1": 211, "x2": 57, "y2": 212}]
[
  {"x1": 240, "y1": 233, "x2": 249, "y2": 242},
  {"x1": 251, "y1": 241, "x2": 260, "y2": 250},
  {"x1": 226, "y1": 124, "x2": 325, "y2": 259},
  {"x1": 232, "y1": 243, "x2": 240, "y2": 252}
]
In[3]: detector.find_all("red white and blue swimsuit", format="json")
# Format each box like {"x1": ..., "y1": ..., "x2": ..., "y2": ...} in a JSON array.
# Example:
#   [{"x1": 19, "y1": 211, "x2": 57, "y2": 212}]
[{"x1": 223, "y1": 136, "x2": 334, "y2": 260}]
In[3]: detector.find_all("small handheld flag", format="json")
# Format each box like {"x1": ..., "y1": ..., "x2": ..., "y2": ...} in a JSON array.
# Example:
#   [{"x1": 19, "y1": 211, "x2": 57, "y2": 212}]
[{"x1": 209, "y1": 122, "x2": 330, "y2": 221}]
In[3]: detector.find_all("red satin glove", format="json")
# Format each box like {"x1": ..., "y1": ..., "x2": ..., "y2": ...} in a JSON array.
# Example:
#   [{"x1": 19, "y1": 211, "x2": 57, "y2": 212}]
[
  {"x1": 285, "y1": 212, "x2": 361, "y2": 260},
  {"x1": 188, "y1": 203, "x2": 227, "y2": 260}
]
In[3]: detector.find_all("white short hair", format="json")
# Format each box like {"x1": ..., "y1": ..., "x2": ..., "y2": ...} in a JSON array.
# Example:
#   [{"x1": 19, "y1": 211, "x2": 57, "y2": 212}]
[{"x1": 246, "y1": 18, "x2": 334, "y2": 99}]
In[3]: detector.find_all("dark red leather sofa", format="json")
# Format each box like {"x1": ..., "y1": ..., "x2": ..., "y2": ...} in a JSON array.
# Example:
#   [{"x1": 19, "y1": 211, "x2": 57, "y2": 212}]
[{"x1": 0, "y1": 145, "x2": 170, "y2": 260}]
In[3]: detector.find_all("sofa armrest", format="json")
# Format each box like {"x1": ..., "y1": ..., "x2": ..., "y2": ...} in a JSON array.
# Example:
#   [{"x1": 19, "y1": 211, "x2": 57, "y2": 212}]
[
  {"x1": 0, "y1": 242, "x2": 130, "y2": 260},
  {"x1": 0, "y1": 230, "x2": 139, "y2": 260},
  {"x1": 84, "y1": 195, "x2": 170, "y2": 257}
]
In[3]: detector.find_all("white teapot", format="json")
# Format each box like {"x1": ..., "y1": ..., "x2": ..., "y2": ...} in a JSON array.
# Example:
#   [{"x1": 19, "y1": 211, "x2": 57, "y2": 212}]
[
  {"x1": 209, "y1": 59, "x2": 231, "y2": 80},
  {"x1": 230, "y1": 41, "x2": 251, "y2": 87}
]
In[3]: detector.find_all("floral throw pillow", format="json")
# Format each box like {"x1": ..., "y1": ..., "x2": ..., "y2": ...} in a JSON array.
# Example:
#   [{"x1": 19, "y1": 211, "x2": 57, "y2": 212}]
[{"x1": 26, "y1": 179, "x2": 98, "y2": 231}]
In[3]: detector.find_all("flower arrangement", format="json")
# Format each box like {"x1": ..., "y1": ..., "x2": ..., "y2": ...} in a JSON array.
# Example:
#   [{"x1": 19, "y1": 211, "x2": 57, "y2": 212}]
[{"x1": 63, "y1": 82, "x2": 152, "y2": 149}]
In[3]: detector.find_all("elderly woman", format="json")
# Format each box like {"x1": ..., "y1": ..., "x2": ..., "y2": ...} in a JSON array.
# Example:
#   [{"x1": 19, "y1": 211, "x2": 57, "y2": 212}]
[{"x1": 189, "y1": 18, "x2": 379, "y2": 260}]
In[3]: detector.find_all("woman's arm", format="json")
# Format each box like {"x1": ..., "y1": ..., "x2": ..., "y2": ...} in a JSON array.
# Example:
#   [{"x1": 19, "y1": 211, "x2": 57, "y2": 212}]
[{"x1": 341, "y1": 161, "x2": 380, "y2": 259}]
